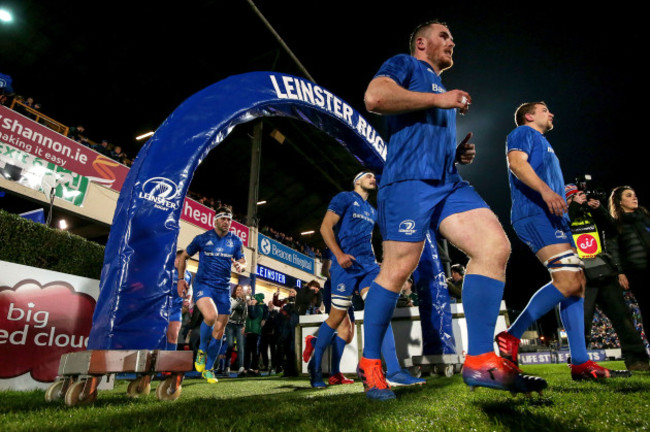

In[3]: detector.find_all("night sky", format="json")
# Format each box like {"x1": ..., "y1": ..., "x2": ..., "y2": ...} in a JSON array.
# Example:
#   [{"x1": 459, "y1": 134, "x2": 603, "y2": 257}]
[{"x1": 1, "y1": 1, "x2": 644, "y2": 335}]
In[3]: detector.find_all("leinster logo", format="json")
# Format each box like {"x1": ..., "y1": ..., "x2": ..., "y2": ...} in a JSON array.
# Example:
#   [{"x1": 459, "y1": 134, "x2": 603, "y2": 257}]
[
  {"x1": 260, "y1": 238, "x2": 271, "y2": 255},
  {"x1": 398, "y1": 220, "x2": 416, "y2": 235},
  {"x1": 139, "y1": 177, "x2": 180, "y2": 211}
]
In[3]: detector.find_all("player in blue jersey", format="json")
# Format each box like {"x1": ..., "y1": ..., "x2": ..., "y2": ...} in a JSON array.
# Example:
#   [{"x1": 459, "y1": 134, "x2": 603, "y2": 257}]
[
  {"x1": 360, "y1": 20, "x2": 546, "y2": 399},
  {"x1": 304, "y1": 172, "x2": 425, "y2": 393},
  {"x1": 496, "y1": 102, "x2": 629, "y2": 381},
  {"x1": 167, "y1": 250, "x2": 193, "y2": 350},
  {"x1": 177, "y1": 205, "x2": 247, "y2": 384}
]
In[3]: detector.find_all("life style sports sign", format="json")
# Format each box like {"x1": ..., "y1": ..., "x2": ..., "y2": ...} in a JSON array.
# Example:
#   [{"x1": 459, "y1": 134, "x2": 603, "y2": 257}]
[{"x1": 0, "y1": 260, "x2": 100, "y2": 390}]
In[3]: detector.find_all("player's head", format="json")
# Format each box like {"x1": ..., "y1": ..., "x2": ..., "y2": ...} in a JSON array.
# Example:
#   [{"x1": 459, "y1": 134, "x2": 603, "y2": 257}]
[
  {"x1": 409, "y1": 20, "x2": 454, "y2": 73},
  {"x1": 352, "y1": 171, "x2": 376, "y2": 191},
  {"x1": 214, "y1": 204, "x2": 233, "y2": 234},
  {"x1": 514, "y1": 102, "x2": 554, "y2": 132}
]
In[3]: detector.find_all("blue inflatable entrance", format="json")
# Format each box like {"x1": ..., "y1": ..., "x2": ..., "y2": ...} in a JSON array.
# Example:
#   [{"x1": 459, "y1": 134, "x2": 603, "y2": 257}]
[{"x1": 87, "y1": 72, "x2": 454, "y2": 352}]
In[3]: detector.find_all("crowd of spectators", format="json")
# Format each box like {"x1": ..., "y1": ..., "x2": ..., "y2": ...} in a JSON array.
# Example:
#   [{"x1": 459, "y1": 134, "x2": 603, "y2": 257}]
[{"x1": 587, "y1": 292, "x2": 649, "y2": 351}]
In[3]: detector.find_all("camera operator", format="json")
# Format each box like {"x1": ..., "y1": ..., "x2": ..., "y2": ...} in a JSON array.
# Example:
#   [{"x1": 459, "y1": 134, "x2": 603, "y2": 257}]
[{"x1": 566, "y1": 183, "x2": 650, "y2": 371}]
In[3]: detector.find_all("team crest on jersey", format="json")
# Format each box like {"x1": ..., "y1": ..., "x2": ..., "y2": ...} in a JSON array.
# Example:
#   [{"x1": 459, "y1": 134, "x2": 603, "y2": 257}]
[
  {"x1": 336, "y1": 283, "x2": 346, "y2": 292},
  {"x1": 399, "y1": 220, "x2": 416, "y2": 235},
  {"x1": 226, "y1": 239, "x2": 234, "y2": 248}
]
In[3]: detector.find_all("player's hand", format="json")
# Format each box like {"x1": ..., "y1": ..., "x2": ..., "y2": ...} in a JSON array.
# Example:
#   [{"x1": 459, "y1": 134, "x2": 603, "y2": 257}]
[
  {"x1": 336, "y1": 253, "x2": 356, "y2": 269},
  {"x1": 232, "y1": 258, "x2": 244, "y2": 272},
  {"x1": 541, "y1": 189, "x2": 567, "y2": 216},
  {"x1": 177, "y1": 280, "x2": 189, "y2": 298},
  {"x1": 436, "y1": 90, "x2": 471, "y2": 113},
  {"x1": 618, "y1": 274, "x2": 630, "y2": 290},
  {"x1": 455, "y1": 132, "x2": 475, "y2": 165}
]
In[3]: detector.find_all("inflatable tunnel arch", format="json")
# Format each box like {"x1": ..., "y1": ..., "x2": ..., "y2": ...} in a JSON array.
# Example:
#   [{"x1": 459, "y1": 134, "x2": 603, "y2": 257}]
[{"x1": 88, "y1": 72, "x2": 388, "y2": 350}]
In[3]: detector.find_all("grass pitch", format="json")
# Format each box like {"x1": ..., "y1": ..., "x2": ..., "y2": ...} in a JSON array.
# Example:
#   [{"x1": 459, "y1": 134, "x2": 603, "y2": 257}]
[{"x1": 1, "y1": 362, "x2": 649, "y2": 432}]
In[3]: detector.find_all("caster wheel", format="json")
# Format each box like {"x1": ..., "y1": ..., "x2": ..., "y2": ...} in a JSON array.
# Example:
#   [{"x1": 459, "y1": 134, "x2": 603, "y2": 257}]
[
  {"x1": 45, "y1": 380, "x2": 65, "y2": 402},
  {"x1": 444, "y1": 365, "x2": 454, "y2": 378},
  {"x1": 156, "y1": 377, "x2": 182, "y2": 401},
  {"x1": 64, "y1": 380, "x2": 97, "y2": 407},
  {"x1": 127, "y1": 376, "x2": 151, "y2": 397}
]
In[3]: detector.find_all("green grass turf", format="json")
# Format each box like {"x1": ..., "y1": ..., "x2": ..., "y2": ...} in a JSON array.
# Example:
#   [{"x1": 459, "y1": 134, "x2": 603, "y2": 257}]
[{"x1": 1, "y1": 361, "x2": 648, "y2": 432}]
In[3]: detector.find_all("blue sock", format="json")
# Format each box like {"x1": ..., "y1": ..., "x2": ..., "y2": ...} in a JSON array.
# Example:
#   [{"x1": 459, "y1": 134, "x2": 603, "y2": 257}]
[
  {"x1": 199, "y1": 321, "x2": 212, "y2": 352},
  {"x1": 330, "y1": 335, "x2": 347, "y2": 374},
  {"x1": 362, "y1": 281, "x2": 399, "y2": 359},
  {"x1": 381, "y1": 323, "x2": 402, "y2": 375},
  {"x1": 206, "y1": 334, "x2": 224, "y2": 370},
  {"x1": 509, "y1": 282, "x2": 565, "y2": 339},
  {"x1": 313, "y1": 322, "x2": 336, "y2": 371},
  {"x1": 559, "y1": 296, "x2": 589, "y2": 365},
  {"x1": 462, "y1": 274, "x2": 505, "y2": 356}
]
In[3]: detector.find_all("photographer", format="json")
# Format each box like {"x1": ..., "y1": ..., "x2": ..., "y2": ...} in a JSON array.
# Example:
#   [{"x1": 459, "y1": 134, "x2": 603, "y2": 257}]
[{"x1": 566, "y1": 184, "x2": 649, "y2": 370}]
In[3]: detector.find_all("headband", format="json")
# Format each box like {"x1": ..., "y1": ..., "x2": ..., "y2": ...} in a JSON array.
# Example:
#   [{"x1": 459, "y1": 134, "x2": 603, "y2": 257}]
[
  {"x1": 215, "y1": 212, "x2": 232, "y2": 220},
  {"x1": 353, "y1": 171, "x2": 372, "y2": 186}
]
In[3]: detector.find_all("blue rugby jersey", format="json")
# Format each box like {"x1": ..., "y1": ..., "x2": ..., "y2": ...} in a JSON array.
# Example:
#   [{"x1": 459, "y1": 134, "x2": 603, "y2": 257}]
[
  {"x1": 374, "y1": 54, "x2": 460, "y2": 186},
  {"x1": 506, "y1": 125, "x2": 567, "y2": 223},
  {"x1": 327, "y1": 191, "x2": 377, "y2": 265},
  {"x1": 186, "y1": 230, "x2": 244, "y2": 288}
]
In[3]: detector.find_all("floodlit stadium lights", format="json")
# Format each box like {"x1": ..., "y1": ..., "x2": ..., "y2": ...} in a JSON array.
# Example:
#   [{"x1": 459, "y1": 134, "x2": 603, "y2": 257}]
[
  {"x1": 256, "y1": 200, "x2": 267, "y2": 205},
  {"x1": 0, "y1": 9, "x2": 13, "y2": 23},
  {"x1": 300, "y1": 230, "x2": 315, "y2": 235},
  {"x1": 135, "y1": 131, "x2": 155, "y2": 140}
]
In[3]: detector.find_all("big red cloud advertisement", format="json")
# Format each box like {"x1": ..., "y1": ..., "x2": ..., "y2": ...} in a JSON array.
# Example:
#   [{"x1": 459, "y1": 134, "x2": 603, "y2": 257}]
[{"x1": 0, "y1": 261, "x2": 99, "y2": 390}]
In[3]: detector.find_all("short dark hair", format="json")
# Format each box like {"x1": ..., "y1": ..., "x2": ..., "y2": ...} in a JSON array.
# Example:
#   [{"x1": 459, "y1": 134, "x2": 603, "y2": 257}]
[
  {"x1": 306, "y1": 280, "x2": 321, "y2": 289},
  {"x1": 409, "y1": 19, "x2": 447, "y2": 55},
  {"x1": 215, "y1": 204, "x2": 232, "y2": 215},
  {"x1": 514, "y1": 102, "x2": 546, "y2": 126}
]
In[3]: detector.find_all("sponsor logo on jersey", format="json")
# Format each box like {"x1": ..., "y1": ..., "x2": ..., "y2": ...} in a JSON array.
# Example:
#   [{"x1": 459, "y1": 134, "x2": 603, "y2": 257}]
[
  {"x1": 554, "y1": 230, "x2": 567, "y2": 239},
  {"x1": 206, "y1": 240, "x2": 214, "y2": 246},
  {"x1": 398, "y1": 220, "x2": 416, "y2": 235}
]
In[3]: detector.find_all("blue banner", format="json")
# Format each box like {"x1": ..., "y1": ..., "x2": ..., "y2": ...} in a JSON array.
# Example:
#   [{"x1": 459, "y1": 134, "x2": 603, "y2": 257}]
[{"x1": 258, "y1": 234, "x2": 314, "y2": 273}]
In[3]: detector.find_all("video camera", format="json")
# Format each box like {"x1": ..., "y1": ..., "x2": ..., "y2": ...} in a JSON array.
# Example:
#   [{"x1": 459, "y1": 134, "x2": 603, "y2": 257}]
[{"x1": 574, "y1": 174, "x2": 608, "y2": 203}]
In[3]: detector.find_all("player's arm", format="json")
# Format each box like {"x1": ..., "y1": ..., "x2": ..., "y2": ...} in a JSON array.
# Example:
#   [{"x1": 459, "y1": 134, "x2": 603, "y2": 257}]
[
  {"x1": 507, "y1": 150, "x2": 567, "y2": 216},
  {"x1": 320, "y1": 210, "x2": 355, "y2": 269},
  {"x1": 176, "y1": 250, "x2": 191, "y2": 298},
  {"x1": 364, "y1": 76, "x2": 471, "y2": 115}
]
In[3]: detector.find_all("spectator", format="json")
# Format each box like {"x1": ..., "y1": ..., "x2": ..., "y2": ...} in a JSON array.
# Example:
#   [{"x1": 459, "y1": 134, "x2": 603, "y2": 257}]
[
  {"x1": 259, "y1": 300, "x2": 279, "y2": 373},
  {"x1": 397, "y1": 277, "x2": 418, "y2": 307},
  {"x1": 609, "y1": 186, "x2": 650, "y2": 342},
  {"x1": 92, "y1": 139, "x2": 111, "y2": 156},
  {"x1": 110, "y1": 145, "x2": 127, "y2": 164},
  {"x1": 243, "y1": 293, "x2": 265, "y2": 377},
  {"x1": 446, "y1": 264, "x2": 465, "y2": 302},
  {"x1": 273, "y1": 287, "x2": 299, "y2": 376},
  {"x1": 67, "y1": 125, "x2": 86, "y2": 142},
  {"x1": 225, "y1": 284, "x2": 248, "y2": 377},
  {"x1": 296, "y1": 280, "x2": 323, "y2": 315}
]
